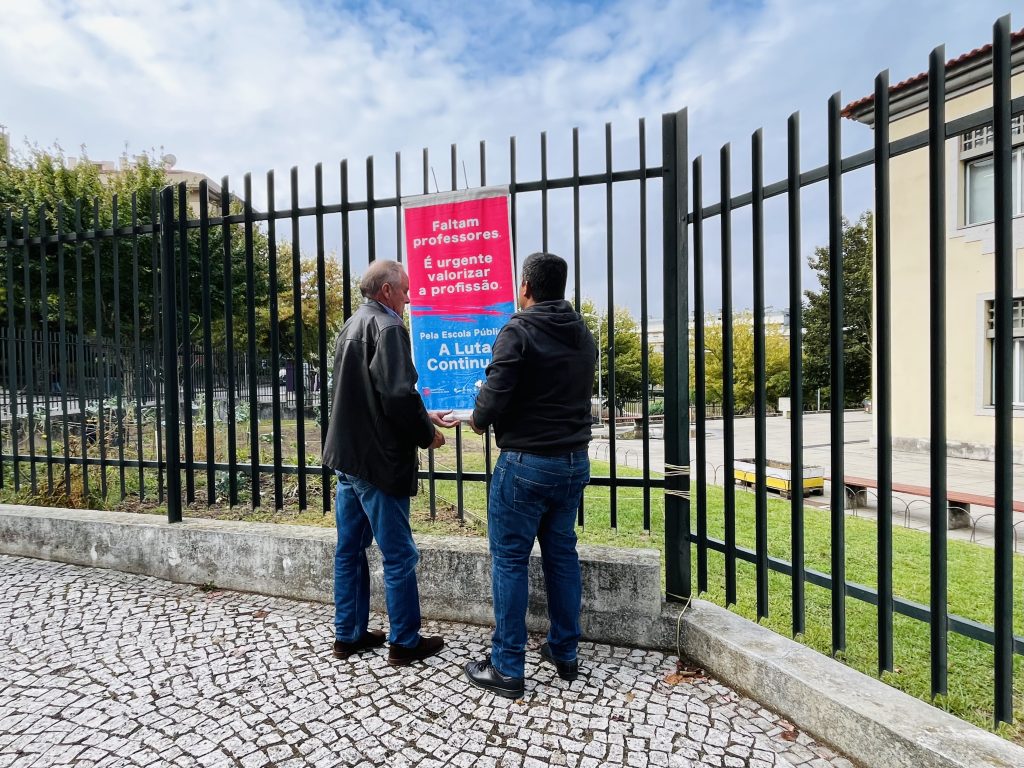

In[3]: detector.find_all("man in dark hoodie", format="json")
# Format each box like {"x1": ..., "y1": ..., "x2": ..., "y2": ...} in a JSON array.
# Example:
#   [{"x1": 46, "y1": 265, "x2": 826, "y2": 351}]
[{"x1": 464, "y1": 252, "x2": 596, "y2": 699}]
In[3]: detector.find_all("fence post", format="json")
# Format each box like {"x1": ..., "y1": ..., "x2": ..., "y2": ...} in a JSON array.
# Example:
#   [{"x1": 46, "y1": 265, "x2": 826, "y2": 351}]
[
  {"x1": 160, "y1": 187, "x2": 182, "y2": 523},
  {"x1": 662, "y1": 108, "x2": 691, "y2": 601}
]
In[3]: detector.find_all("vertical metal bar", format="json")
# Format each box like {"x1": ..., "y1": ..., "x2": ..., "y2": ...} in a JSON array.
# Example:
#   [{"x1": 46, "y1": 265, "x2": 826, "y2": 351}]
[
  {"x1": 605, "y1": 122, "x2": 618, "y2": 530},
  {"x1": 787, "y1": 113, "x2": 806, "y2": 636},
  {"x1": 38, "y1": 207, "x2": 54, "y2": 493},
  {"x1": 111, "y1": 198, "x2": 125, "y2": 499},
  {"x1": 874, "y1": 75, "x2": 894, "y2": 673},
  {"x1": 0, "y1": 217, "x2": 6, "y2": 491},
  {"x1": 827, "y1": 92, "x2": 847, "y2": 655},
  {"x1": 57, "y1": 204, "x2": 72, "y2": 493},
  {"x1": 451, "y1": 143, "x2": 457, "y2": 191},
  {"x1": 199, "y1": 183, "x2": 215, "y2": 505},
  {"x1": 290, "y1": 167, "x2": 307, "y2": 509},
  {"x1": 991, "y1": 13, "x2": 1014, "y2": 725},
  {"x1": 662, "y1": 108, "x2": 691, "y2": 601},
  {"x1": 130, "y1": 193, "x2": 144, "y2": 499},
  {"x1": 692, "y1": 155, "x2": 708, "y2": 593},
  {"x1": 178, "y1": 184, "x2": 195, "y2": 505},
  {"x1": 752, "y1": 129, "x2": 769, "y2": 620},
  {"x1": 315, "y1": 164, "x2": 330, "y2": 513},
  {"x1": 509, "y1": 137, "x2": 518, "y2": 267},
  {"x1": 341, "y1": 161, "x2": 352, "y2": 322},
  {"x1": 4, "y1": 212, "x2": 18, "y2": 491},
  {"x1": 721, "y1": 143, "x2": 737, "y2": 606},
  {"x1": 22, "y1": 208, "x2": 37, "y2": 494},
  {"x1": 366, "y1": 157, "x2": 376, "y2": 262},
  {"x1": 92, "y1": 200, "x2": 106, "y2": 500},
  {"x1": 244, "y1": 174, "x2": 260, "y2": 507},
  {"x1": 572, "y1": 127, "x2": 584, "y2": 528},
  {"x1": 395, "y1": 152, "x2": 403, "y2": 260},
  {"x1": 572, "y1": 128, "x2": 582, "y2": 309},
  {"x1": 447, "y1": 146, "x2": 464, "y2": 517},
  {"x1": 151, "y1": 191, "x2": 163, "y2": 503},
  {"x1": 423, "y1": 148, "x2": 436, "y2": 519},
  {"x1": 160, "y1": 187, "x2": 182, "y2": 523},
  {"x1": 222, "y1": 177, "x2": 238, "y2": 506},
  {"x1": 480, "y1": 141, "x2": 492, "y2": 504},
  {"x1": 0, "y1": 214, "x2": 9, "y2": 490},
  {"x1": 927, "y1": 46, "x2": 948, "y2": 698},
  {"x1": 541, "y1": 132, "x2": 549, "y2": 253},
  {"x1": 266, "y1": 172, "x2": 283, "y2": 510},
  {"x1": 480, "y1": 140, "x2": 486, "y2": 186},
  {"x1": 639, "y1": 118, "x2": 651, "y2": 531},
  {"x1": 74, "y1": 201, "x2": 88, "y2": 497}
]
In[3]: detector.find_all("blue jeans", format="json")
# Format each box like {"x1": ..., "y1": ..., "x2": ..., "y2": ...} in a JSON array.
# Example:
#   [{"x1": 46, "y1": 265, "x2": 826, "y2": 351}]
[
  {"x1": 333, "y1": 472, "x2": 421, "y2": 647},
  {"x1": 487, "y1": 449, "x2": 590, "y2": 678}
]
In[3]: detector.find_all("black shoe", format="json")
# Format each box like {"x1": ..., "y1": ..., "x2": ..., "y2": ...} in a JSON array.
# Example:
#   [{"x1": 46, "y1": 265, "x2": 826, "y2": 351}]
[
  {"x1": 464, "y1": 657, "x2": 525, "y2": 699},
  {"x1": 540, "y1": 643, "x2": 579, "y2": 681},
  {"x1": 387, "y1": 635, "x2": 444, "y2": 666},
  {"x1": 333, "y1": 630, "x2": 386, "y2": 659}
]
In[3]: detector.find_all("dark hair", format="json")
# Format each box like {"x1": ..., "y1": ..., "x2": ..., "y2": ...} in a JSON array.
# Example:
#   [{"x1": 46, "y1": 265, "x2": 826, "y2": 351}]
[{"x1": 521, "y1": 252, "x2": 567, "y2": 302}]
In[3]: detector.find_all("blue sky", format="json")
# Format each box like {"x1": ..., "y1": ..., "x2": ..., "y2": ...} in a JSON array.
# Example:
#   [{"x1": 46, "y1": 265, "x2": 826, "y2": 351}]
[{"x1": 0, "y1": 0, "x2": 1017, "y2": 315}]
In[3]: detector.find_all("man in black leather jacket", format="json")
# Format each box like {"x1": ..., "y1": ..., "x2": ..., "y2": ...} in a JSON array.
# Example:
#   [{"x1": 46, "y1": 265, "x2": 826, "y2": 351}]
[
  {"x1": 323, "y1": 260, "x2": 457, "y2": 666},
  {"x1": 464, "y1": 252, "x2": 596, "y2": 699}
]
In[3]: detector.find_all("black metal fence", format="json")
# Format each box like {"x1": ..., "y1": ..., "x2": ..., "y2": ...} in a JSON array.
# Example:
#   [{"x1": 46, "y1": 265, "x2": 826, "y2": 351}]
[{"x1": 0, "y1": 13, "x2": 1020, "y2": 726}]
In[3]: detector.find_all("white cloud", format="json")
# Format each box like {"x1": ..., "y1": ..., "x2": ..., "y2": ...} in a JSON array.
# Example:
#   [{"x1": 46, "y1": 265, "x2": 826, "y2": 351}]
[{"x1": 0, "y1": 0, "x2": 1017, "y2": 311}]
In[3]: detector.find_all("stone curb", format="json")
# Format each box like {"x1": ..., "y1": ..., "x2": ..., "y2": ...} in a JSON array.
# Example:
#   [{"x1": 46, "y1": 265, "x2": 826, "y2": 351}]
[{"x1": 1, "y1": 503, "x2": 1021, "y2": 768}]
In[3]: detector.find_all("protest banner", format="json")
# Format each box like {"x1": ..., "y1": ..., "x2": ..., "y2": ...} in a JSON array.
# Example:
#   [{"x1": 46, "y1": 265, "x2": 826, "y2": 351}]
[{"x1": 402, "y1": 186, "x2": 516, "y2": 416}]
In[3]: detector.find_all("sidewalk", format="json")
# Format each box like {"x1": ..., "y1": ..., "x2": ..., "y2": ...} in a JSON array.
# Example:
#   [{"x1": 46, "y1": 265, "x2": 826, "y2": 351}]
[
  {"x1": 594, "y1": 411, "x2": 1024, "y2": 548},
  {"x1": 0, "y1": 555, "x2": 856, "y2": 768}
]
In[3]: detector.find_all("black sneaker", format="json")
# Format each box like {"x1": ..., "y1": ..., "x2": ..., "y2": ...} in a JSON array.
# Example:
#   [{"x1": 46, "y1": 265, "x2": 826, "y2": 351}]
[
  {"x1": 464, "y1": 657, "x2": 525, "y2": 699},
  {"x1": 540, "y1": 643, "x2": 579, "y2": 681},
  {"x1": 387, "y1": 635, "x2": 444, "y2": 666},
  {"x1": 332, "y1": 630, "x2": 386, "y2": 659}
]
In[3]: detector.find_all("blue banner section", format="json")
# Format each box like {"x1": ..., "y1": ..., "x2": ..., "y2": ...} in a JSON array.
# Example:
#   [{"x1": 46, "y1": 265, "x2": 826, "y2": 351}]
[{"x1": 411, "y1": 301, "x2": 515, "y2": 413}]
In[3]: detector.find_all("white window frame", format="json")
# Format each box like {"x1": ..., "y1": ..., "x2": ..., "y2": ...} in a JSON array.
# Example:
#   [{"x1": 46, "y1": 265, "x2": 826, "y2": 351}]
[
  {"x1": 961, "y1": 114, "x2": 1024, "y2": 227},
  {"x1": 985, "y1": 298, "x2": 1024, "y2": 408}
]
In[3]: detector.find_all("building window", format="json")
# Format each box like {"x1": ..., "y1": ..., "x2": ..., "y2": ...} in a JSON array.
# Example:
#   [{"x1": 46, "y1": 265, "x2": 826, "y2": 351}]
[
  {"x1": 985, "y1": 298, "x2": 1024, "y2": 407},
  {"x1": 962, "y1": 114, "x2": 1024, "y2": 226}
]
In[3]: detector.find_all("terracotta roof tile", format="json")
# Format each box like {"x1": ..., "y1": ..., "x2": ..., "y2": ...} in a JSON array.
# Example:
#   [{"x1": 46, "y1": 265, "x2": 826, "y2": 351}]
[{"x1": 841, "y1": 28, "x2": 1024, "y2": 118}]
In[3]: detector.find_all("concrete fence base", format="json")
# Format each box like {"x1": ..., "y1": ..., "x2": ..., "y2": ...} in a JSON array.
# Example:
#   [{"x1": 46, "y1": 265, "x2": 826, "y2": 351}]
[{"x1": 1, "y1": 504, "x2": 1021, "y2": 768}]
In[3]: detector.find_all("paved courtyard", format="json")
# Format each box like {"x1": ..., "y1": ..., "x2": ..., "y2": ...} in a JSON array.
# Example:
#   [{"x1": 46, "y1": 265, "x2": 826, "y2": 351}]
[
  {"x1": 0, "y1": 555, "x2": 856, "y2": 768},
  {"x1": 597, "y1": 411, "x2": 1024, "y2": 547}
]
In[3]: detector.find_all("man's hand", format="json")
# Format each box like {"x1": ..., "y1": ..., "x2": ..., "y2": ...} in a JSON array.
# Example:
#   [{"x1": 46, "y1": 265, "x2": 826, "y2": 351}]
[
  {"x1": 429, "y1": 410, "x2": 460, "y2": 429},
  {"x1": 468, "y1": 415, "x2": 485, "y2": 436},
  {"x1": 430, "y1": 428, "x2": 445, "y2": 449}
]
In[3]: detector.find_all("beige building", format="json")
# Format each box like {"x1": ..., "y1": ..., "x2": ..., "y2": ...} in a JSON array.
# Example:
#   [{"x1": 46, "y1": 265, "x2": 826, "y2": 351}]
[
  {"x1": 843, "y1": 30, "x2": 1024, "y2": 463},
  {"x1": 79, "y1": 155, "x2": 233, "y2": 214}
]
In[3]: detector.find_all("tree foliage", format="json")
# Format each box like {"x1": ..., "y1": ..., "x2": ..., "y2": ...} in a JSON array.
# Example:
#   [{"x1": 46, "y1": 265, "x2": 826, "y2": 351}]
[
  {"x1": 0, "y1": 143, "x2": 276, "y2": 354},
  {"x1": 802, "y1": 212, "x2": 873, "y2": 408},
  {"x1": 580, "y1": 299, "x2": 664, "y2": 407},
  {"x1": 692, "y1": 314, "x2": 791, "y2": 413}
]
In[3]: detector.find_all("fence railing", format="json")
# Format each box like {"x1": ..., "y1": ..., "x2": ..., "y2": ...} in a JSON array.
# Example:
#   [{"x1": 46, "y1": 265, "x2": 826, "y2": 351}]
[{"x1": 0, "y1": 12, "x2": 1020, "y2": 728}]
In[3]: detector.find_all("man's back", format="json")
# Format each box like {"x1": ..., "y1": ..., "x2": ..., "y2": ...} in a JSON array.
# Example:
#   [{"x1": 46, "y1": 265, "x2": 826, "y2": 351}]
[
  {"x1": 322, "y1": 300, "x2": 434, "y2": 497},
  {"x1": 473, "y1": 299, "x2": 596, "y2": 454}
]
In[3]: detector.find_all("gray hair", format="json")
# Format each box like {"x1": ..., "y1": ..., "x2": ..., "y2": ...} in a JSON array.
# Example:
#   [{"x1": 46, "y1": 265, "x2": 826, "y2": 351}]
[{"x1": 360, "y1": 260, "x2": 405, "y2": 299}]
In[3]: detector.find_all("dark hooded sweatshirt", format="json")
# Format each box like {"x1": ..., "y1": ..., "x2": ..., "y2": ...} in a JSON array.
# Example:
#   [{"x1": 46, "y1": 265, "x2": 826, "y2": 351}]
[{"x1": 472, "y1": 299, "x2": 596, "y2": 454}]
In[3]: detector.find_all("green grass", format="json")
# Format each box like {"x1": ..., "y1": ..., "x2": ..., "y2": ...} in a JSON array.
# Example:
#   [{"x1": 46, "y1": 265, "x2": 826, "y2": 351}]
[{"x1": 2, "y1": 434, "x2": 1021, "y2": 741}]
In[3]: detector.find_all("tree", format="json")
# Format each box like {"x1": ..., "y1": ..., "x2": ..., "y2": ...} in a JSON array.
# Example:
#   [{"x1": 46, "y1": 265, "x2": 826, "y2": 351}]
[
  {"x1": 580, "y1": 300, "x2": 664, "y2": 408},
  {"x1": 692, "y1": 314, "x2": 790, "y2": 413},
  {"x1": 803, "y1": 212, "x2": 873, "y2": 408},
  {"x1": 0, "y1": 142, "x2": 273, "y2": 353},
  {"x1": 255, "y1": 246, "x2": 356, "y2": 370}
]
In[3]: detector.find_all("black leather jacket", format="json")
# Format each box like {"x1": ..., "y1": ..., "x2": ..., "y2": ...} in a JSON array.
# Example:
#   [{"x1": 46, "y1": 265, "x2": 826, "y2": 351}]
[{"x1": 322, "y1": 300, "x2": 435, "y2": 497}]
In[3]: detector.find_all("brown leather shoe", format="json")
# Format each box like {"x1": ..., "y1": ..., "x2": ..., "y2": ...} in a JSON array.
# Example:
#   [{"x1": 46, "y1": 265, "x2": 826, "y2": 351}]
[
  {"x1": 332, "y1": 629, "x2": 386, "y2": 659},
  {"x1": 387, "y1": 635, "x2": 444, "y2": 666}
]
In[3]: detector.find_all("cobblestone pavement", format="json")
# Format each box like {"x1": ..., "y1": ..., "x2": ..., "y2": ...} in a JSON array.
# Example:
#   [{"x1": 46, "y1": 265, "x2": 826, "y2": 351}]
[{"x1": 0, "y1": 555, "x2": 856, "y2": 768}]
